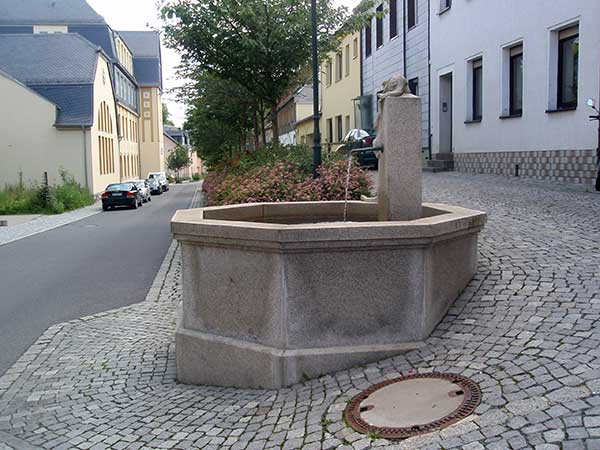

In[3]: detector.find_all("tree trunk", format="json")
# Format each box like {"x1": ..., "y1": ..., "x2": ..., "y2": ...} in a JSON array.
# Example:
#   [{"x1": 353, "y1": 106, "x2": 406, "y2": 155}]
[
  {"x1": 253, "y1": 108, "x2": 260, "y2": 150},
  {"x1": 257, "y1": 102, "x2": 267, "y2": 145},
  {"x1": 270, "y1": 103, "x2": 279, "y2": 144}
]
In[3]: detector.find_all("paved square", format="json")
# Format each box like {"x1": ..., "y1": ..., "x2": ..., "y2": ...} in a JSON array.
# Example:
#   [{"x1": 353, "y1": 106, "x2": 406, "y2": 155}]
[{"x1": 1, "y1": 173, "x2": 599, "y2": 449}]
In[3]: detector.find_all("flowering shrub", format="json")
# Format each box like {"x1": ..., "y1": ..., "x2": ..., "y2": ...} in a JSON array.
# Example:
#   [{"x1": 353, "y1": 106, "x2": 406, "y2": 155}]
[{"x1": 203, "y1": 158, "x2": 372, "y2": 206}]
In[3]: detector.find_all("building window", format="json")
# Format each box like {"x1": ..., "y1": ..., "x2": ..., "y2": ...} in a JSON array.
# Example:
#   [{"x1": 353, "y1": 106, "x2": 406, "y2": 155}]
[
  {"x1": 327, "y1": 118, "x2": 333, "y2": 142},
  {"x1": 326, "y1": 60, "x2": 332, "y2": 86},
  {"x1": 439, "y1": 0, "x2": 451, "y2": 12},
  {"x1": 353, "y1": 37, "x2": 358, "y2": 59},
  {"x1": 365, "y1": 21, "x2": 372, "y2": 57},
  {"x1": 408, "y1": 77, "x2": 419, "y2": 95},
  {"x1": 336, "y1": 115, "x2": 343, "y2": 142},
  {"x1": 407, "y1": 0, "x2": 417, "y2": 29},
  {"x1": 472, "y1": 58, "x2": 483, "y2": 121},
  {"x1": 345, "y1": 115, "x2": 350, "y2": 134},
  {"x1": 509, "y1": 45, "x2": 523, "y2": 116},
  {"x1": 390, "y1": 0, "x2": 398, "y2": 39},
  {"x1": 376, "y1": 4, "x2": 383, "y2": 48},
  {"x1": 335, "y1": 52, "x2": 343, "y2": 81},
  {"x1": 345, "y1": 44, "x2": 350, "y2": 77},
  {"x1": 557, "y1": 26, "x2": 579, "y2": 109}
]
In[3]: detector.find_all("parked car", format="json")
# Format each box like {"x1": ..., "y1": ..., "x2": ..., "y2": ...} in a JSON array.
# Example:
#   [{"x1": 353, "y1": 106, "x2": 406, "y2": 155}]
[
  {"x1": 146, "y1": 177, "x2": 163, "y2": 195},
  {"x1": 128, "y1": 179, "x2": 151, "y2": 203},
  {"x1": 335, "y1": 129, "x2": 378, "y2": 169},
  {"x1": 148, "y1": 172, "x2": 169, "y2": 192},
  {"x1": 101, "y1": 182, "x2": 143, "y2": 211}
]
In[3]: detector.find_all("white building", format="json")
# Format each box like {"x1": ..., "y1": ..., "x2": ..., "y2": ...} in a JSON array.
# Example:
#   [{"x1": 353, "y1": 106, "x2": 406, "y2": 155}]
[
  {"x1": 430, "y1": 0, "x2": 600, "y2": 186},
  {"x1": 361, "y1": 0, "x2": 430, "y2": 156}
]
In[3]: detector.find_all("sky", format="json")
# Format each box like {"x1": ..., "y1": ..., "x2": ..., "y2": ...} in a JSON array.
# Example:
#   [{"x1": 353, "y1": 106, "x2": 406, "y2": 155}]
[{"x1": 87, "y1": 0, "x2": 362, "y2": 128}]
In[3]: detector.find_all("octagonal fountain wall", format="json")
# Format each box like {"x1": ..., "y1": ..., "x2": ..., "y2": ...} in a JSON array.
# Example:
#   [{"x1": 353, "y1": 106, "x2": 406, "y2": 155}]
[{"x1": 171, "y1": 88, "x2": 486, "y2": 389}]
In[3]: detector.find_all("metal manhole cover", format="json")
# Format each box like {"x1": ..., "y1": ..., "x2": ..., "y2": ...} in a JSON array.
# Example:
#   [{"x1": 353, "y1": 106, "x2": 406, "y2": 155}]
[{"x1": 344, "y1": 372, "x2": 481, "y2": 440}]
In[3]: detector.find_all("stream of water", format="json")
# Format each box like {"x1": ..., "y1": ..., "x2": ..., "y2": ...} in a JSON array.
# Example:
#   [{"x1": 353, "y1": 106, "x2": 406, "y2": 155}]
[{"x1": 343, "y1": 153, "x2": 353, "y2": 222}]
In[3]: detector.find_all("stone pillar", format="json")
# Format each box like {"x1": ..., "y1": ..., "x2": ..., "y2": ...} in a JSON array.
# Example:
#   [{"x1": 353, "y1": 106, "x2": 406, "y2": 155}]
[{"x1": 378, "y1": 94, "x2": 422, "y2": 221}]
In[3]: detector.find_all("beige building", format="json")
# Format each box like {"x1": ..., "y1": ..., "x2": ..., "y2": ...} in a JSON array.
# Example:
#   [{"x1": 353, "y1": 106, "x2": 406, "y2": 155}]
[
  {"x1": 275, "y1": 85, "x2": 313, "y2": 144},
  {"x1": 0, "y1": 33, "x2": 120, "y2": 194},
  {"x1": 321, "y1": 32, "x2": 361, "y2": 149},
  {"x1": 120, "y1": 31, "x2": 166, "y2": 178},
  {"x1": 164, "y1": 126, "x2": 203, "y2": 179},
  {"x1": 0, "y1": 0, "x2": 166, "y2": 189}
]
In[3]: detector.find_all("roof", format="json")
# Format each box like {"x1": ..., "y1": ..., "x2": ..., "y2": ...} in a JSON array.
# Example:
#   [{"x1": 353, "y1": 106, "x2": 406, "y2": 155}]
[
  {"x1": 0, "y1": 33, "x2": 100, "y2": 84},
  {"x1": 69, "y1": 24, "x2": 116, "y2": 60},
  {"x1": 0, "y1": 0, "x2": 105, "y2": 25},
  {"x1": 164, "y1": 125, "x2": 184, "y2": 138},
  {"x1": 33, "y1": 84, "x2": 94, "y2": 126},
  {"x1": 163, "y1": 132, "x2": 179, "y2": 146},
  {"x1": 0, "y1": 34, "x2": 100, "y2": 126},
  {"x1": 119, "y1": 31, "x2": 162, "y2": 88},
  {"x1": 118, "y1": 31, "x2": 160, "y2": 58}
]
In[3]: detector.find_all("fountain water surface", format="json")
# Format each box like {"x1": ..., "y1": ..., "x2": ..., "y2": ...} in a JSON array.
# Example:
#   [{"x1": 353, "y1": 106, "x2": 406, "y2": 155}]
[{"x1": 171, "y1": 76, "x2": 486, "y2": 389}]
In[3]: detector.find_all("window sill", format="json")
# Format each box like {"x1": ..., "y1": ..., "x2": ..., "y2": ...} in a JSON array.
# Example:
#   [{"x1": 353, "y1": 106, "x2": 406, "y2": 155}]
[
  {"x1": 390, "y1": 35, "x2": 399, "y2": 42},
  {"x1": 464, "y1": 119, "x2": 482, "y2": 124},
  {"x1": 408, "y1": 25, "x2": 418, "y2": 32},
  {"x1": 438, "y1": 6, "x2": 451, "y2": 16},
  {"x1": 546, "y1": 106, "x2": 577, "y2": 114},
  {"x1": 499, "y1": 113, "x2": 522, "y2": 120}
]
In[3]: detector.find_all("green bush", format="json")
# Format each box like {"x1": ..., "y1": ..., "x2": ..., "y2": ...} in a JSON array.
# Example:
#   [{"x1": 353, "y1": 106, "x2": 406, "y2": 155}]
[
  {"x1": 0, "y1": 170, "x2": 94, "y2": 215},
  {"x1": 192, "y1": 173, "x2": 202, "y2": 181}
]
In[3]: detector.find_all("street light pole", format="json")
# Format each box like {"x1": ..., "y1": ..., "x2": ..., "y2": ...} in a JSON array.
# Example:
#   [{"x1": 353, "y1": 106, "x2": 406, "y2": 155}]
[{"x1": 311, "y1": 0, "x2": 322, "y2": 178}]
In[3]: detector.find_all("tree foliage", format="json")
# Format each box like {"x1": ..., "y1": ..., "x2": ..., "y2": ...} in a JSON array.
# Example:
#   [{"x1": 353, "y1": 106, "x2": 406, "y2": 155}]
[
  {"x1": 162, "y1": 103, "x2": 174, "y2": 126},
  {"x1": 162, "y1": 0, "x2": 375, "y2": 140},
  {"x1": 184, "y1": 73, "x2": 255, "y2": 168},
  {"x1": 166, "y1": 146, "x2": 192, "y2": 179}
]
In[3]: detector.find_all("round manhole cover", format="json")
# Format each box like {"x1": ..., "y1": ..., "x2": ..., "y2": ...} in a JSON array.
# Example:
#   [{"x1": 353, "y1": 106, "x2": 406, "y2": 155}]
[{"x1": 344, "y1": 373, "x2": 481, "y2": 440}]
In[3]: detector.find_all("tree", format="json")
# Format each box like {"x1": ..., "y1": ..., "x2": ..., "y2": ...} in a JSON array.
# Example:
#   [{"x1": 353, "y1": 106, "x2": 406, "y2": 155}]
[
  {"x1": 184, "y1": 73, "x2": 255, "y2": 168},
  {"x1": 161, "y1": 0, "x2": 372, "y2": 141},
  {"x1": 162, "y1": 103, "x2": 174, "y2": 126},
  {"x1": 166, "y1": 146, "x2": 192, "y2": 181}
]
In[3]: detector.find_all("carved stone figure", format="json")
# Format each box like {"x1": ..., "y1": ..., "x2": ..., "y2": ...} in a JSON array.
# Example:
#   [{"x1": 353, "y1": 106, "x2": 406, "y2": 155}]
[{"x1": 361, "y1": 74, "x2": 411, "y2": 203}]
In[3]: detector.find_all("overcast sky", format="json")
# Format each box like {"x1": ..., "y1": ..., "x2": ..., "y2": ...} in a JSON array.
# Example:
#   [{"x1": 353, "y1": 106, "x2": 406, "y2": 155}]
[{"x1": 87, "y1": 0, "x2": 362, "y2": 127}]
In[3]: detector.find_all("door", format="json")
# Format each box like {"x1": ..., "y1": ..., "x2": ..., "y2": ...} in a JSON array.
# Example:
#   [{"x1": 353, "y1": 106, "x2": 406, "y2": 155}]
[{"x1": 439, "y1": 73, "x2": 453, "y2": 153}]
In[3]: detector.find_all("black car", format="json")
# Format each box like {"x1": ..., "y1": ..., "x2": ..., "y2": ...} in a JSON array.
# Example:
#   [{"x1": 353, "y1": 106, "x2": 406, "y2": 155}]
[
  {"x1": 101, "y1": 182, "x2": 143, "y2": 211},
  {"x1": 146, "y1": 178, "x2": 163, "y2": 195},
  {"x1": 336, "y1": 129, "x2": 378, "y2": 169}
]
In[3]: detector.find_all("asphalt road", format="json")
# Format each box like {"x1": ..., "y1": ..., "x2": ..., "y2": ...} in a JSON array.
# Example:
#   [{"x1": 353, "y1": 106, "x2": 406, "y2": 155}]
[{"x1": 0, "y1": 183, "x2": 198, "y2": 376}]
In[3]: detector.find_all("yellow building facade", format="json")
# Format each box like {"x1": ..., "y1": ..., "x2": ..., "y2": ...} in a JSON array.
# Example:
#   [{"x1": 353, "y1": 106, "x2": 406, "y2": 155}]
[
  {"x1": 320, "y1": 31, "x2": 361, "y2": 149},
  {"x1": 140, "y1": 87, "x2": 165, "y2": 177}
]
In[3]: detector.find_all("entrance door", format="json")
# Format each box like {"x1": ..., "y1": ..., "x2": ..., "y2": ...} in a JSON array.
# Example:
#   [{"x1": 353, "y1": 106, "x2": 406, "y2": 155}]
[{"x1": 439, "y1": 73, "x2": 453, "y2": 153}]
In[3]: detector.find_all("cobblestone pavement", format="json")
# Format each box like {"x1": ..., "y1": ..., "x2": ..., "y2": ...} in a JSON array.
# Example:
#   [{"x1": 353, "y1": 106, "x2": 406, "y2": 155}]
[
  {"x1": 0, "y1": 202, "x2": 102, "y2": 247},
  {"x1": 1, "y1": 173, "x2": 599, "y2": 450}
]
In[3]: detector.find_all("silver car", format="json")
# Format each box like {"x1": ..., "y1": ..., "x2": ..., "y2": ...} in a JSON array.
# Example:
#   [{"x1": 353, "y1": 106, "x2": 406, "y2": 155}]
[
  {"x1": 147, "y1": 172, "x2": 169, "y2": 192},
  {"x1": 128, "y1": 180, "x2": 152, "y2": 203}
]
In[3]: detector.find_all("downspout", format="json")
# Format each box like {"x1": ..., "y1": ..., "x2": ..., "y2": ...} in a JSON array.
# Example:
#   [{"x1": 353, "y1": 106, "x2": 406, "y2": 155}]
[
  {"x1": 403, "y1": 0, "x2": 407, "y2": 77},
  {"x1": 81, "y1": 126, "x2": 90, "y2": 191},
  {"x1": 427, "y1": 0, "x2": 432, "y2": 160}
]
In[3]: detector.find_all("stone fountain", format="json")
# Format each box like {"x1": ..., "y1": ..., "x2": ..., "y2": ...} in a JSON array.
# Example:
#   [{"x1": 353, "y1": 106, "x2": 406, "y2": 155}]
[{"x1": 171, "y1": 76, "x2": 486, "y2": 389}]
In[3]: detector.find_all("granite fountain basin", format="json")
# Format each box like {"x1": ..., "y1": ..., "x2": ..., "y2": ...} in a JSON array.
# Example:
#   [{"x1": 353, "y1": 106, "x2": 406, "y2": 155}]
[{"x1": 171, "y1": 200, "x2": 486, "y2": 389}]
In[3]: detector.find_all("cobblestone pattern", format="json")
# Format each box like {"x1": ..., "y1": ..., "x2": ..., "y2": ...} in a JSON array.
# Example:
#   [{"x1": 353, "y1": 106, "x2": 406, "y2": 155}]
[
  {"x1": 1, "y1": 173, "x2": 600, "y2": 449},
  {"x1": 0, "y1": 202, "x2": 102, "y2": 247},
  {"x1": 454, "y1": 149, "x2": 598, "y2": 187}
]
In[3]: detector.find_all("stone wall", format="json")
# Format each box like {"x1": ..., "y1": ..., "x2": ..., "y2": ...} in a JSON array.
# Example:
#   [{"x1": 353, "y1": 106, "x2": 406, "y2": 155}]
[{"x1": 454, "y1": 149, "x2": 597, "y2": 186}]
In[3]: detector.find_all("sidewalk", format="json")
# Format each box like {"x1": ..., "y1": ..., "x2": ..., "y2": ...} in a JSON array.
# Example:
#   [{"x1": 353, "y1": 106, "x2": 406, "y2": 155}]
[
  {"x1": 0, "y1": 202, "x2": 102, "y2": 247},
  {"x1": 0, "y1": 173, "x2": 599, "y2": 449}
]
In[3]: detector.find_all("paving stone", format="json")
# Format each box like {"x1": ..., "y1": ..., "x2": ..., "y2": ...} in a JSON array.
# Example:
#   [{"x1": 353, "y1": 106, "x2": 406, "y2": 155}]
[{"x1": 1, "y1": 175, "x2": 600, "y2": 449}]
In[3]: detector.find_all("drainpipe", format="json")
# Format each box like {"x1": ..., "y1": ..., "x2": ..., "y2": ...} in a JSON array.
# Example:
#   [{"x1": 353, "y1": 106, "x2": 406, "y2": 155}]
[
  {"x1": 427, "y1": 0, "x2": 432, "y2": 160},
  {"x1": 81, "y1": 126, "x2": 90, "y2": 191},
  {"x1": 403, "y1": 0, "x2": 407, "y2": 77}
]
